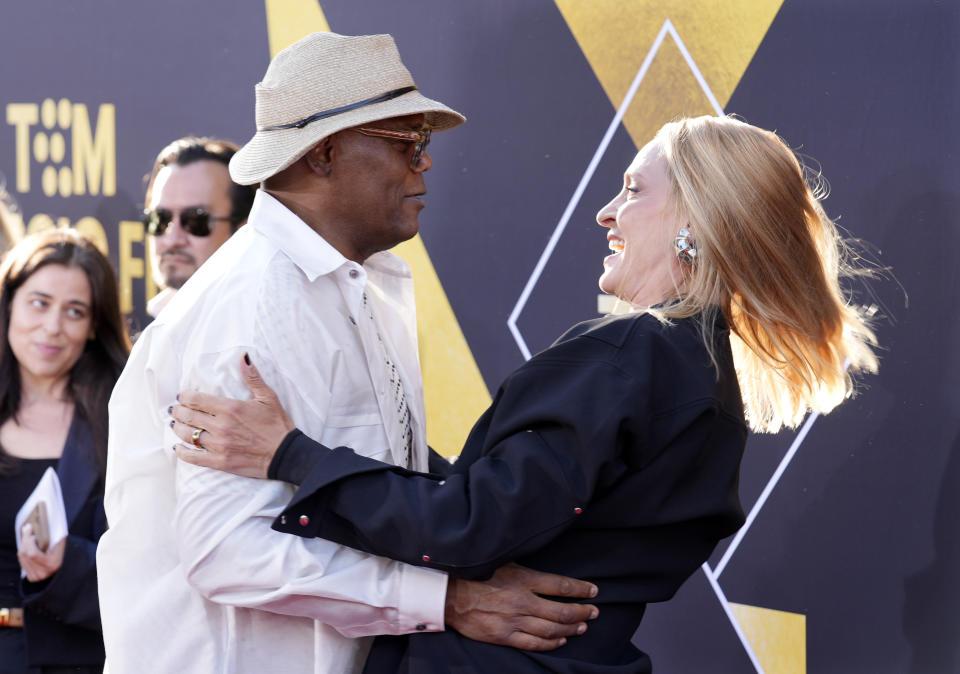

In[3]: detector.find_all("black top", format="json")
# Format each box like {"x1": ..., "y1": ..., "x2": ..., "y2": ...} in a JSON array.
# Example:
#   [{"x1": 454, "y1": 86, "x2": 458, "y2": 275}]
[
  {"x1": 273, "y1": 311, "x2": 748, "y2": 673},
  {"x1": 0, "y1": 415, "x2": 107, "y2": 669},
  {"x1": 0, "y1": 457, "x2": 58, "y2": 606}
]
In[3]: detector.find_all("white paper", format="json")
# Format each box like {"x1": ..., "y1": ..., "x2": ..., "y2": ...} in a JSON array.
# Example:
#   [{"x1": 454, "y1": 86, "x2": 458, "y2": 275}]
[{"x1": 14, "y1": 466, "x2": 69, "y2": 554}]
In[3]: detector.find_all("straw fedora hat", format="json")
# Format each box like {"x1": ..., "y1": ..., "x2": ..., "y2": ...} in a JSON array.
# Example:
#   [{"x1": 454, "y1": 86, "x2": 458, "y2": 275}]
[{"x1": 230, "y1": 32, "x2": 465, "y2": 186}]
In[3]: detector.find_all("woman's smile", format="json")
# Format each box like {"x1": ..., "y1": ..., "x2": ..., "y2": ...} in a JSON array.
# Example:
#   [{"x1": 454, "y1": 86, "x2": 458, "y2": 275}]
[{"x1": 33, "y1": 342, "x2": 64, "y2": 358}]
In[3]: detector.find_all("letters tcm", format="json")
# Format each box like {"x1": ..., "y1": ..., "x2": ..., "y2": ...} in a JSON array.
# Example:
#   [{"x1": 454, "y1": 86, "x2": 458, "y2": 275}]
[{"x1": 6, "y1": 99, "x2": 116, "y2": 198}]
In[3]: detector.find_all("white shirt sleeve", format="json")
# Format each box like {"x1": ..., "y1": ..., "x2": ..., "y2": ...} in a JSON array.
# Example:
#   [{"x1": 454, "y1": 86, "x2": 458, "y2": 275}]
[{"x1": 172, "y1": 346, "x2": 447, "y2": 637}]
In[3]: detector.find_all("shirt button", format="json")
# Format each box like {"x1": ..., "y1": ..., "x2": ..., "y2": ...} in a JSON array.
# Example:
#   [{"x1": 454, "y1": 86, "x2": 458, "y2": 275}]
[
  {"x1": 573, "y1": 507, "x2": 583, "y2": 515},
  {"x1": 280, "y1": 515, "x2": 287, "y2": 525},
  {"x1": 299, "y1": 515, "x2": 310, "y2": 526},
  {"x1": 415, "y1": 623, "x2": 427, "y2": 631},
  {"x1": 422, "y1": 555, "x2": 431, "y2": 562},
  {"x1": 348, "y1": 269, "x2": 359, "y2": 279}
]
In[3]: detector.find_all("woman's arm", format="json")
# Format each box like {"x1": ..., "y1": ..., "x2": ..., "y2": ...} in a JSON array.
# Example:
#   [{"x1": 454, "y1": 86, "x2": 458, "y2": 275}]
[
  {"x1": 172, "y1": 358, "x2": 454, "y2": 485},
  {"x1": 273, "y1": 423, "x2": 598, "y2": 579},
  {"x1": 173, "y1": 359, "x2": 605, "y2": 646},
  {"x1": 20, "y1": 499, "x2": 107, "y2": 631},
  {"x1": 176, "y1": 351, "x2": 647, "y2": 580}
]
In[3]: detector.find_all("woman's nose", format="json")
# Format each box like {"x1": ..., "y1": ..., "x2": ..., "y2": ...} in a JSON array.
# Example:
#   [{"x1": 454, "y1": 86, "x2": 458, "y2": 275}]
[
  {"x1": 43, "y1": 310, "x2": 63, "y2": 335},
  {"x1": 596, "y1": 196, "x2": 619, "y2": 228}
]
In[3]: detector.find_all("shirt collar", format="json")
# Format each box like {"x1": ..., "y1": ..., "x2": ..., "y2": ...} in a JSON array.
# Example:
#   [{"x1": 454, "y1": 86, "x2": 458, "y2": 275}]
[
  {"x1": 248, "y1": 190, "x2": 347, "y2": 282},
  {"x1": 248, "y1": 191, "x2": 412, "y2": 282},
  {"x1": 364, "y1": 250, "x2": 412, "y2": 278},
  {"x1": 146, "y1": 287, "x2": 176, "y2": 317}
]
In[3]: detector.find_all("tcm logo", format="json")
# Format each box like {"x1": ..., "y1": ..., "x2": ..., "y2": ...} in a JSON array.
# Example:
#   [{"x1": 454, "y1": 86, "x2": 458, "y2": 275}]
[{"x1": 6, "y1": 99, "x2": 115, "y2": 197}]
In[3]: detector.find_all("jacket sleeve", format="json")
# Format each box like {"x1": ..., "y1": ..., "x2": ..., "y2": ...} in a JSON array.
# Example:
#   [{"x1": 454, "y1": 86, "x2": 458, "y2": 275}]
[
  {"x1": 271, "y1": 434, "x2": 454, "y2": 485},
  {"x1": 426, "y1": 446, "x2": 454, "y2": 477},
  {"x1": 274, "y1": 353, "x2": 648, "y2": 579},
  {"x1": 20, "y1": 498, "x2": 107, "y2": 631}
]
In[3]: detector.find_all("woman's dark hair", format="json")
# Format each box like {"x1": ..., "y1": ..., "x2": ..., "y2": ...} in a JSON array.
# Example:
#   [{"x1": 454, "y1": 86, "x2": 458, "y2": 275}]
[{"x1": 0, "y1": 228, "x2": 130, "y2": 477}]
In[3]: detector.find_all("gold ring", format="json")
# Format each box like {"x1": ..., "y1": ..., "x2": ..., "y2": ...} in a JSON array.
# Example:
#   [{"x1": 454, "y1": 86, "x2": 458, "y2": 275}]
[{"x1": 191, "y1": 428, "x2": 203, "y2": 448}]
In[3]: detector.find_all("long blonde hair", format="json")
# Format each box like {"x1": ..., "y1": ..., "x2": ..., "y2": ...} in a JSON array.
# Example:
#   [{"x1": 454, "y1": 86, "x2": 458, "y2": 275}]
[{"x1": 656, "y1": 115, "x2": 878, "y2": 433}]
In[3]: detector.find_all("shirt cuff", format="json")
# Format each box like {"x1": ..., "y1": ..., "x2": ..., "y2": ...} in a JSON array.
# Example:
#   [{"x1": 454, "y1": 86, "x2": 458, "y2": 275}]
[
  {"x1": 397, "y1": 563, "x2": 448, "y2": 633},
  {"x1": 268, "y1": 429, "x2": 315, "y2": 484}
]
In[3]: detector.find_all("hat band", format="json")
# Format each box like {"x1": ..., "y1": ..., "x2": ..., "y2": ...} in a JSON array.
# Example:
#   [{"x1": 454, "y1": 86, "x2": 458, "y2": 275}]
[{"x1": 257, "y1": 86, "x2": 419, "y2": 132}]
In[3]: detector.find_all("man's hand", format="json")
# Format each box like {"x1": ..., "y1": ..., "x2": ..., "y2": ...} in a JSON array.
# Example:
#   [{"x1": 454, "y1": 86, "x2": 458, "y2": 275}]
[
  {"x1": 444, "y1": 563, "x2": 599, "y2": 651},
  {"x1": 173, "y1": 354, "x2": 295, "y2": 478}
]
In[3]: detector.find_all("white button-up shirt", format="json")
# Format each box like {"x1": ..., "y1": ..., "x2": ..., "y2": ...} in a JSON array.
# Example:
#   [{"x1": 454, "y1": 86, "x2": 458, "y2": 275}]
[{"x1": 97, "y1": 191, "x2": 447, "y2": 674}]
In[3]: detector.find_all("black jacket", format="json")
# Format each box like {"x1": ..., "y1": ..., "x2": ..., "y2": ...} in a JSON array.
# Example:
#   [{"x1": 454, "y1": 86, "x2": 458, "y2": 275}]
[
  {"x1": 274, "y1": 311, "x2": 747, "y2": 673},
  {"x1": 21, "y1": 416, "x2": 106, "y2": 668}
]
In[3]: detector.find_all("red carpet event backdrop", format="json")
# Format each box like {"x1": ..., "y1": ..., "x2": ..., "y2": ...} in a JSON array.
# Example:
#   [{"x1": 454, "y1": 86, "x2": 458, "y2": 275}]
[{"x1": 1, "y1": 1, "x2": 955, "y2": 672}]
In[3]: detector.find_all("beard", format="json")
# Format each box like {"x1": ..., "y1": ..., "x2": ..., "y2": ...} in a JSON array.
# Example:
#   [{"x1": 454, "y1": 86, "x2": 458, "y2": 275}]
[
  {"x1": 156, "y1": 251, "x2": 197, "y2": 290},
  {"x1": 163, "y1": 273, "x2": 190, "y2": 290}
]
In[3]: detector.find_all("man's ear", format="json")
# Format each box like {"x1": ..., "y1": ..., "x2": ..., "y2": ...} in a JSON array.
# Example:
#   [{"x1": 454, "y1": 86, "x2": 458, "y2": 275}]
[{"x1": 304, "y1": 137, "x2": 334, "y2": 177}]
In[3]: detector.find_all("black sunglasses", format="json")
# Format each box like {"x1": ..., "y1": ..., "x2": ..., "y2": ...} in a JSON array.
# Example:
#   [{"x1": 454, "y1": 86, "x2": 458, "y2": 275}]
[{"x1": 142, "y1": 207, "x2": 235, "y2": 237}]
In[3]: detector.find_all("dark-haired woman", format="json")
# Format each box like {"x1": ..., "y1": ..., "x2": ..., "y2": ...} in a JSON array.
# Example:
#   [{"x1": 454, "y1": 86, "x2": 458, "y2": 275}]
[{"x1": 0, "y1": 229, "x2": 129, "y2": 673}]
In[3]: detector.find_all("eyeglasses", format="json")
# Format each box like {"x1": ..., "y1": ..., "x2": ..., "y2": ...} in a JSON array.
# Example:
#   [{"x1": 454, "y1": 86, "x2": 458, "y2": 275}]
[
  {"x1": 142, "y1": 207, "x2": 235, "y2": 237},
  {"x1": 353, "y1": 127, "x2": 431, "y2": 169}
]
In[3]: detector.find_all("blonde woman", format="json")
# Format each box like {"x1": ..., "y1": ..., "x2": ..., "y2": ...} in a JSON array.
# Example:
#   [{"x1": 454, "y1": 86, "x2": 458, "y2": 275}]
[{"x1": 170, "y1": 115, "x2": 878, "y2": 673}]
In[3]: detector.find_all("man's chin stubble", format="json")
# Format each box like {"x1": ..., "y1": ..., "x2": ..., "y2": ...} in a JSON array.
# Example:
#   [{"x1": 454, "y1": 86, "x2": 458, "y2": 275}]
[{"x1": 163, "y1": 274, "x2": 191, "y2": 290}]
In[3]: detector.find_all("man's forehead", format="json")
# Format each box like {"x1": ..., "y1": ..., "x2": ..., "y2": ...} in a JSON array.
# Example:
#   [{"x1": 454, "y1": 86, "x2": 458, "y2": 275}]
[{"x1": 151, "y1": 160, "x2": 231, "y2": 207}]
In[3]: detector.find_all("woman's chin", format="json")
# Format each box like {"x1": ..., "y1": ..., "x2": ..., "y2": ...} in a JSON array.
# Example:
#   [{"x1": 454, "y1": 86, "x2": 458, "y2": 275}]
[{"x1": 598, "y1": 274, "x2": 615, "y2": 296}]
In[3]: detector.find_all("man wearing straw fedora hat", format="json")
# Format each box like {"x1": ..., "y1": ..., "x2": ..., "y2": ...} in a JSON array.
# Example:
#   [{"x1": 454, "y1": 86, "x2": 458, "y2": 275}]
[{"x1": 97, "y1": 32, "x2": 595, "y2": 673}]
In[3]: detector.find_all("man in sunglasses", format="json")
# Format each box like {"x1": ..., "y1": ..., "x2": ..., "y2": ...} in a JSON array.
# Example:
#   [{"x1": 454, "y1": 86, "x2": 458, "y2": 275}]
[
  {"x1": 142, "y1": 136, "x2": 256, "y2": 316},
  {"x1": 99, "y1": 32, "x2": 597, "y2": 673}
]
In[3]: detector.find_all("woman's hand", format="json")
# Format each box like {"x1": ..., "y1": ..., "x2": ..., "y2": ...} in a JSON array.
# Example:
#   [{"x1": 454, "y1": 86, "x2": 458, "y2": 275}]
[
  {"x1": 18, "y1": 523, "x2": 66, "y2": 582},
  {"x1": 172, "y1": 354, "x2": 295, "y2": 479}
]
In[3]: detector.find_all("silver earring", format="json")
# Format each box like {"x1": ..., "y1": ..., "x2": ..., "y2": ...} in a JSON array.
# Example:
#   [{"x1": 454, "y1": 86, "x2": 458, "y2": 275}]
[{"x1": 675, "y1": 228, "x2": 697, "y2": 265}]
